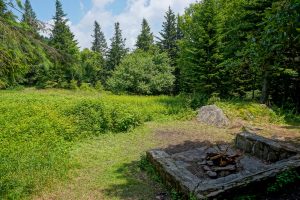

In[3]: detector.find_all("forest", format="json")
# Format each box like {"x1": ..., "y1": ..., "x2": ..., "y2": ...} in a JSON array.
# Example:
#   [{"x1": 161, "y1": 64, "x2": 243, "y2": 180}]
[
  {"x1": 0, "y1": 0, "x2": 299, "y2": 110},
  {"x1": 0, "y1": 0, "x2": 300, "y2": 199}
]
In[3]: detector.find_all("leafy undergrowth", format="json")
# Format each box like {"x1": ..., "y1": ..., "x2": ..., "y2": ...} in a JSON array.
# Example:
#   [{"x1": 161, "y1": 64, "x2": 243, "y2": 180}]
[
  {"x1": 216, "y1": 101, "x2": 285, "y2": 124},
  {"x1": 0, "y1": 88, "x2": 193, "y2": 199},
  {"x1": 1, "y1": 89, "x2": 299, "y2": 199}
]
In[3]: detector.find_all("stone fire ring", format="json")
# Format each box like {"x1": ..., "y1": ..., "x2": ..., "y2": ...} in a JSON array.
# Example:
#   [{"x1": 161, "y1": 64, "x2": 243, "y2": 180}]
[{"x1": 146, "y1": 132, "x2": 300, "y2": 199}]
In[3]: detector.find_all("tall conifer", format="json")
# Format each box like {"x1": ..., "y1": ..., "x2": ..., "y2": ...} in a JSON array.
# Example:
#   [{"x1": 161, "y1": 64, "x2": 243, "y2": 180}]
[
  {"x1": 91, "y1": 21, "x2": 107, "y2": 56},
  {"x1": 157, "y1": 7, "x2": 177, "y2": 65},
  {"x1": 106, "y1": 22, "x2": 127, "y2": 72},
  {"x1": 50, "y1": 0, "x2": 79, "y2": 81},
  {"x1": 22, "y1": 0, "x2": 38, "y2": 32},
  {"x1": 136, "y1": 18, "x2": 153, "y2": 51}
]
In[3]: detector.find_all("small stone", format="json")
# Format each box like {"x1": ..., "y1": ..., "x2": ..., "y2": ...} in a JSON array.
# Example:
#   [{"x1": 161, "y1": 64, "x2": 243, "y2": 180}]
[
  {"x1": 198, "y1": 161, "x2": 206, "y2": 165},
  {"x1": 203, "y1": 165, "x2": 211, "y2": 171},
  {"x1": 207, "y1": 171, "x2": 217, "y2": 178},
  {"x1": 219, "y1": 171, "x2": 231, "y2": 177},
  {"x1": 207, "y1": 161, "x2": 214, "y2": 166},
  {"x1": 213, "y1": 165, "x2": 236, "y2": 172}
]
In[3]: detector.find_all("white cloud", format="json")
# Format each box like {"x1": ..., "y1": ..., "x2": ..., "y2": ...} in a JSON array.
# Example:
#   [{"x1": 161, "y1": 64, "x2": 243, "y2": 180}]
[
  {"x1": 71, "y1": 0, "x2": 198, "y2": 50},
  {"x1": 79, "y1": 0, "x2": 85, "y2": 12}
]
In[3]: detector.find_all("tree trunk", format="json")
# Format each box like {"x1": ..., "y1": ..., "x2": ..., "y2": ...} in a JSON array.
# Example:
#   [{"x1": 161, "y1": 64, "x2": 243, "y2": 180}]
[{"x1": 260, "y1": 70, "x2": 269, "y2": 104}]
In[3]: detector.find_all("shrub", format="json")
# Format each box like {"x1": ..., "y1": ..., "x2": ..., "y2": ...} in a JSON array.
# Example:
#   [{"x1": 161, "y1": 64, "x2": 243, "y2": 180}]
[
  {"x1": 107, "y1": 50, "x2": 175, "y2": 95},
  {"x1": 95, "y1": 80, "x2": 104, "y2": 91},
  {"x1": 69, "y1": 79, "x2": 78, "y2": 90},
  {"x1": 0, "y1": 80, "x2": 7, "y2": 89},
  {"x1": 80, "y1": 83, "x2": 94, "y2": 91},
  {"x1": 69, "y1": 100, "x2": 142, "y2": 134}
]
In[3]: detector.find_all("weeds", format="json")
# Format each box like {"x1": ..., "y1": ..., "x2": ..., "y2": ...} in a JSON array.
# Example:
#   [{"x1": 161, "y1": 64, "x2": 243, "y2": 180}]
[
  {"x1": 0, "y1": 89, "x2": 193, "y2": 199},
  {"x1": 267, "y1": 169, "x2": 300, "y2": 193}
]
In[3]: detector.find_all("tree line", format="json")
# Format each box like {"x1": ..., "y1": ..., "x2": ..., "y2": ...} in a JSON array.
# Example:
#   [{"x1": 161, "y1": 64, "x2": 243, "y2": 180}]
[{"x1": 0, "y1": 0, "x2": 299, "y2": 111}]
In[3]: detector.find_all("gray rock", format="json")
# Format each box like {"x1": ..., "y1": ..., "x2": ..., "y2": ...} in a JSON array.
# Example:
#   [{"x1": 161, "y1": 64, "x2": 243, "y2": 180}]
[
  {"x1": 207, "y1": 171, "x2": 218, "y2": 178},
  {"x1": 197, "y1": 105, "x2": 230, "y2": 128},
  {"x1": 203, "y1": 165, "x2": 211, "y2": 171},
  {"x1": 207, "y1": 161, "x2": 214, "y2": 166}
]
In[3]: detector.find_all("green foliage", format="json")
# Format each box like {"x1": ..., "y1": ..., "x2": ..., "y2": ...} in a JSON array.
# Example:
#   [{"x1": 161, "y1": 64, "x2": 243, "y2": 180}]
[
  {"x1": 94, "y1": 80, "x2": 104, "y2": 91},
  {"x1": 80, "y1": 48, "x2": 104, "y2": 85},
  {"x1": 136, "y1": 18, "x2": 154, "y2": 51},
  {"x1": 91, "y1": 21, "x2": 107, "y2": 56},
  {"x1": 69, "y1": 79, "x2": 78, "y2": 90},
  {"x1": 0, "y1": 89, "x2": 194, "y2": 199},
  {"x1": 178, "y1": 0, "x2": 300, "y2": 111},
  {"x1": 267, "y1": 170, "x2": 300, "y2": 193},
  {"x1": 49, "y1": 0, "x2": 80, "y2": 83},
  {"x1": 22, "y1": 0, "x2": 38, "y2": 33},
  {"x1": 106, "y1": 22, "x2": 128, "y2": 72},
  {"x1": 0, "y1": 14, "x2": 53, "y2": 88},
  {"x1": 0, "y1": 93, "x2": 72, "y2": 199},
  {"x1": 139, "y1": 155, "x2": 162, "y2": 183},
  {"x1": 79, "y1": 82, "x2": 94, "y2": 91},
  {"x1": 158, "y1": 7, "x2": 178, "y2": 65},
  {"x1": 216, "y1": 100, "x2": 285, "y2": 124},
  {"x1": 107, "y1": 50, "x2": 175, "y2": 95},
  {"x1": 178, "y1": 0, "x2": 223, "y2": 96}
]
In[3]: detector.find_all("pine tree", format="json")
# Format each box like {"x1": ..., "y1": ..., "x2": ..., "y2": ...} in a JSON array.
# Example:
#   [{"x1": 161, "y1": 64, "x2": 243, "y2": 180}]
[
  {"x1": 157, "y1": 7, "x2": 177, "y2": 65},
  {"x1": 22, "y1": 0, "x2": 38, "y2": 32},
  {"x1": 50, "y1": 0, "x2": 80, "y2": 82},
  {"x1": 0, "y1": 0, "x2": 6, "y2": 15},
  {"x1": 135, "y1": 18, "x2": 153, "y2": 51},
  {"x1": 106, "y1": 22, "x2": 127, "y2": 72},
  {"x1": 179, "y1": 0, "x2": 222, "y2": 96},
  {"x1": 173, "y1": 14, "x2": 183, "y2": 94},
  {"x1": 91, "y1": 21, "x2": 107, "y2": 56},
  {"x1": 0, "y1": 0, "x2": 13, "y2": 19}
]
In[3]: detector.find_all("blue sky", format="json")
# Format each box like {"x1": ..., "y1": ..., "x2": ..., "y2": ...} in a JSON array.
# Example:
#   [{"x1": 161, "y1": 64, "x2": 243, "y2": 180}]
[
  {"x1": 26, "y1": 0, "x2": 128, "y2": 24},
  {"x1": 18, "y1": 0, "x2": 197, "y2": 49}
]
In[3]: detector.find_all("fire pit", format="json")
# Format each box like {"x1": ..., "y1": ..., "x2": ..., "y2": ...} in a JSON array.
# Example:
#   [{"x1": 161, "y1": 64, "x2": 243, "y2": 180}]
[{"x1": 147, "y1": 132, "x2": 300, "y2": 199}]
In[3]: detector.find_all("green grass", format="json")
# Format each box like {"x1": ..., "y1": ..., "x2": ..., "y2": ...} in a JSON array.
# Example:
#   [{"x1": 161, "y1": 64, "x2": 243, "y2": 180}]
[
  {"x1": 216, "y1": 101, "x2": 286, "y2": 124},
  {"x1": 0, "y1": 88, "x2": 299, "y2": 199},
  {"x1": 0, "y1": 88, "x2": 193, "y2": 199}
]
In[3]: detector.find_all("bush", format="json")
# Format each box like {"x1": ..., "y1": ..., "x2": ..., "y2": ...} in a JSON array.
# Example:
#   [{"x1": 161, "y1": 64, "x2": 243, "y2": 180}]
[
  {"x1": 0, "y1": 80, "x2": 7, "y2": 89},
  {"x1": 0, "y1": 98, "x2": 71, "y2": 199},
  {"x1": 69, "y1": 79, "x2": 78, "y2": 90},
  {"x1": 95, "y1": 81, "x2": 104, "y2": 91},
  {"x1": 69, "y1": 100, "x2": 142, "y2": 134},
  {"x1": 107, "y1": 50, "x2": 175, "y2": 95},
  {"x1": 79, "y1": 83, "x2": 94, "y2": 91}
]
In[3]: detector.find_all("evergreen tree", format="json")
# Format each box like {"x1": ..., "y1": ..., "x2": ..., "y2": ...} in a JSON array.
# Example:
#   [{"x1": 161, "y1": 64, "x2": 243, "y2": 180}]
[
  {"x1": 0, "y1": 0, "x2": 6, "y2": 15},
  {"x1": 22, "y1": 0, "x2": 38, "y2": 32},
  {"x1": 0, "y1": 0, "x2": 13, "y2": 19},
  {"x1": 106, "y1": 22, "x2": 127, "y2": 72},
  {"x1": 135, "y1": 18, "x2": 153, "y2": 51},
  {"x1": 157, "y1": 7, "x2": 177, "y2": 65},
  {"x1": 174, "y1": 14, "x2": 183, "y2": 94},
  {"x1": 91, "y1": 21, "x2": 107, "y2": 56},
  {"x1": 179, "y1": 0, "x2": 222, "y2": 96},
  {"x1": 50, "y1": 0, "x2": 80, "y2": 82}
]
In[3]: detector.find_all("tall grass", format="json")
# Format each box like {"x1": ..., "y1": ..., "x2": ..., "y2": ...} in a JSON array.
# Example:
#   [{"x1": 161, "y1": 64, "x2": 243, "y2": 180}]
[{"x1": 0, "y1": 89, "x2": 193, "y2": 199}]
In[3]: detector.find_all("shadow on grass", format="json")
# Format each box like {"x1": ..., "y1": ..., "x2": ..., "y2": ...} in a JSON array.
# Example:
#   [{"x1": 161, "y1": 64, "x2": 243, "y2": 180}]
[
  {"x1": 102, "y1": 140, "x2": 229, "y2": 200},
  {"x1": 102, "y1": 160, "x2": 166, "y2": 200}
]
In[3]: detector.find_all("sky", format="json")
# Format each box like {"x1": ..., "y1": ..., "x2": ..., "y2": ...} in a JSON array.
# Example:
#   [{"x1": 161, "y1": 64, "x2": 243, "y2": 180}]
[{"x1": 20, "y1": 0, "x2": 198, "y2": 49}]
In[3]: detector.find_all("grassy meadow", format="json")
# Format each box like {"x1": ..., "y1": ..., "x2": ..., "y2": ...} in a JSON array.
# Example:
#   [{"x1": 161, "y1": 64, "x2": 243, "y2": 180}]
[{"x1": 0, "y1": 88, "x2": 299, "y2": 199}]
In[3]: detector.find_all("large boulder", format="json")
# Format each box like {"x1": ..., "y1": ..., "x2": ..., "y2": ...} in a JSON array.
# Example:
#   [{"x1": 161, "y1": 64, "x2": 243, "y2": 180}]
[{"x1": 197, "y1": 105, "x2": 230, "y2": 128}]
